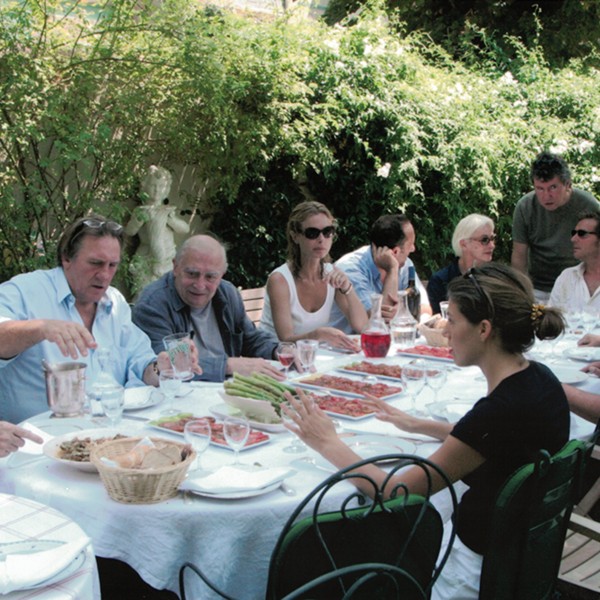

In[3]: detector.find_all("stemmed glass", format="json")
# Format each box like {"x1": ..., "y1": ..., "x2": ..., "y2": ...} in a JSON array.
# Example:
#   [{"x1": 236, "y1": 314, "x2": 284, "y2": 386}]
[
  {"x1": 99, "y1": 384, "x2": 124, "y2": 427},
  {"x1": 184, "y1": 419, "x2": 212, "y2": 472},
  {"x1": 223, "y1": 416, "x2": 250, "y2": 465},
  {"x1": 276, "y1": 342, "x2": 296, "y2": 378},
  {"x1": 426, "y1": 364, "x2": 447, "y2": 405},
  {"x1": 297, "y1": 339, "x2": 319, "y2": 374},
  {"x1": 281, "y1": 401, "x2": 307, "y2": 454},
  {"x1": 159, "y1": 369, "x2": 182, "y2": 415},
  {"x1": 401, "y1": 361, "x2": 428, "y2": 415}
]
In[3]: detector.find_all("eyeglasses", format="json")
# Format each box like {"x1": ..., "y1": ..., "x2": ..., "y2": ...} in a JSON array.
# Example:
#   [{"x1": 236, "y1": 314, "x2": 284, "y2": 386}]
[
  {"x1": 301, "y1": 226, "x2": 336, "y2": 240},
  {"x1": 469, "y1": 234, "x2": 496, "y2": 246},
  {"x1": 571, "y1": 229, "x2": 599, "y2": 238},
  {"x1": 464, "y1": 268, "x2": 495, "y2": 320}
]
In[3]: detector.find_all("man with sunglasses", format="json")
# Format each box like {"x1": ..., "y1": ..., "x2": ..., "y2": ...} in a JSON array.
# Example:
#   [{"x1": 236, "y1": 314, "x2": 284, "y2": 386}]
[
  {"x1": 511, "y1": 151, "x2": 598, "y2": 302},
  {"x1": 329, "y1": 214, "x2": 431, "y2": 332},
  {"x1": 549, "y1": 211, "x2": 600, "y2": 312},
  {"x1": 0, "y1": 214, "x2": 171, "y2": 423},
  {"x1": 133, "y1": 234, "x2": 281, "y2": 382}
]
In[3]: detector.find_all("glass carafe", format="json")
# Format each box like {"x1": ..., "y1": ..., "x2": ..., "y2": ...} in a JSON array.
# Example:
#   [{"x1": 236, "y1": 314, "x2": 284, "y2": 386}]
[
  {"x1": 361, "y1": 293, "x2": 391, "y2": 358},
  {"x1": 390, "y1": 291, "x2": 417, "y2": 350}
]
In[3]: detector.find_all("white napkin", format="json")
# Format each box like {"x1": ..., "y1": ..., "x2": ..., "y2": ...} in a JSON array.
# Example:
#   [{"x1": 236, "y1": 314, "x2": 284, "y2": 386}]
[
  {"x1": 181, "y1": 466, "x2": 293, "y2": 494},
  {"x1": 18, "y1": 423, "x2": 53, "y2": 455},
  {"x1": 0, "y1": 536, "x2": 90, "y2": 593},
  {"x1": 123, "y1": 386, "x2": 153, "y2": 409}
]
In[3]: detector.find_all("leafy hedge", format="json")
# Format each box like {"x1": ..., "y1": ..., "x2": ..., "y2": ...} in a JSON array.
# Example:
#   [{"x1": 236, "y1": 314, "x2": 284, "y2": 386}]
[{"x1": 1, "y1": 0, "x2": 599, "y2": 295}]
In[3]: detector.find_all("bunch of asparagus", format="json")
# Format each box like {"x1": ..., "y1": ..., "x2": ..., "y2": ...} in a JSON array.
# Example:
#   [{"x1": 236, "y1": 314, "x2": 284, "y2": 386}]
[{"x1": 223, "y1": 373, "x2": 296, "y2": 415}]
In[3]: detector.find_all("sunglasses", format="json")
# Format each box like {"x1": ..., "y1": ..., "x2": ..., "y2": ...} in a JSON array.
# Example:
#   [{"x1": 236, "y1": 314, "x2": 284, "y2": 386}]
[
  {"x1": 301, "y1": 226, "x2": 336, "y2": 240},
  {"x1": 68, "y1": 218, "x2": 124, "y2": 252},
  {"x1": 571, "y1": 229, "x2": 599, "y2": 238},
  {"x1": 469, "y1": 234, "x2": 496, "y2": 246},
  {"x1": 464, "y1": 268, "x2": 495, "y2": 320}
]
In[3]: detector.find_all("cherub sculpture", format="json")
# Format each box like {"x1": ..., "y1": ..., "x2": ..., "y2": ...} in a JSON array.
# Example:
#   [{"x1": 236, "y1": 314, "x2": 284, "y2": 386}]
[{"x1": 126, "y1": 166, "x2": 190, "y2": 295}]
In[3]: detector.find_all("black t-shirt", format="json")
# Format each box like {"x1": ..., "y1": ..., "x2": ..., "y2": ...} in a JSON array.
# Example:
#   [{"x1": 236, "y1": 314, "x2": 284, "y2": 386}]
[{"x1": 451, "y1": 361, "x2": 570, "y2": 554}]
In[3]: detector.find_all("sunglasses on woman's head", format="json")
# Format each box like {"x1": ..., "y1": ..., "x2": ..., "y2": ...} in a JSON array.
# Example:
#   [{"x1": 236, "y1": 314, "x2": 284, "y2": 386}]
[
  {"x1": 571, "y1": 229, "x2": 599, "y2": 238},
  {"x1": 301, "y1": 226, "x2": 336, "y2": 240}
]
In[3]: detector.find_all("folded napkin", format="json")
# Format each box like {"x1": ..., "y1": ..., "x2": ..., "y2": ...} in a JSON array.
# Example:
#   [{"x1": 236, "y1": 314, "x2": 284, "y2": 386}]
[
  {"x1": 181, "y1": 466, "x2": 293, "y2": 494},
  {"x1": 0, "y1": 536, "x2": 90, "y2": 593}
]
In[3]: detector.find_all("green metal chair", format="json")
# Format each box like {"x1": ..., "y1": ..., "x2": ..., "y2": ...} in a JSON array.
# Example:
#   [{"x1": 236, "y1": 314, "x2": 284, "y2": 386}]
[
  {"x1": 179, "y1": 454, "x2": 458, "y2": 600},
  {"x1": 479, "y1": 438, "x2": 593, "y2": 600}
]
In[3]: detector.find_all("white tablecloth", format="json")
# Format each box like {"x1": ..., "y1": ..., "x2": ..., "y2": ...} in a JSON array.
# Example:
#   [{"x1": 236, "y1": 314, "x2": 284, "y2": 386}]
[
  {"x1": 0, "y1": 345, "x2": 596, "y2": 598},
  {"x1": 0, "y1": 493, "x2": 100, "y2": 599}
]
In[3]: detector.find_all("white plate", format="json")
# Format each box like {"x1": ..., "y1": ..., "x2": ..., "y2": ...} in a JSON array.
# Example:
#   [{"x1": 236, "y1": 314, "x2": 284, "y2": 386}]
[
  {"x1": 209, "y1": 403, "x2": 286, "y2": 433},
  {"x1": 43, "y1": 428, "x2": 137, "y2": 472},
  {"x1": 344, "y1": 434, "x2": 416, "y2": 459},
  {"x1": 564, "y1": 347, "x2": 600, "y2": 362},
  {"x1": 427, "y1": 401, "x2": 473, "y2": 422},
  {"x1": 29, "y1": 417, "x2": 91, "y2": 437},
  {"x1": 219, "y1": 391, "x2": 282, "y2": 424},
  {"x1": 549, "y1": 366, "x2": 588, "y2": 385},
  {"x1": 123, "y1": 387, "x2": 163, "y2": 411},
  {"x1": 185, "y1": 480, "x2": 282, "y2": 499}
]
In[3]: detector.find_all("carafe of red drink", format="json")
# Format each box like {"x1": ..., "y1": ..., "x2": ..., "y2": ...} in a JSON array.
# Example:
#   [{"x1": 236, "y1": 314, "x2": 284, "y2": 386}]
[{"x1": 361, "y1": 293, "x2": 391, "y2": 358}]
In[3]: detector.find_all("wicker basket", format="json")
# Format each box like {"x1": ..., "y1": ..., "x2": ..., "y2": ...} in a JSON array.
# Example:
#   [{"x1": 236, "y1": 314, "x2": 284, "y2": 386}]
[
  {"x1": 417, "y1": 318, "x2": 449, "y2": 348},
  {"x1": 90, "y1": 437, "x2": 195, "y2": 504}
]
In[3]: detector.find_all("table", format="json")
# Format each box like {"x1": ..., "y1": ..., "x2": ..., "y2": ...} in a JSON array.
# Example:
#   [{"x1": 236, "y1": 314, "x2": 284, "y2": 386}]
[
  {"x1": 0, "y1": 345, "x2": 596, "y2": 598},
  {"x1": 0, "y1": 493, "x2": 100, "y2": 599}
]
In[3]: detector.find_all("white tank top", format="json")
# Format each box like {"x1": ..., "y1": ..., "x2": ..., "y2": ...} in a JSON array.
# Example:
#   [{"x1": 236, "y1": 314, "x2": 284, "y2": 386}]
[{"x1": 260, "y1": 263, "x2": 335, "y2": 338}]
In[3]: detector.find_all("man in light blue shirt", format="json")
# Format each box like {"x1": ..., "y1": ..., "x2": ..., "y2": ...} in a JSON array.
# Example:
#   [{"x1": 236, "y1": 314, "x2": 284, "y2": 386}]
[
  {"x1": 329, "y1": 214, "x2": 431, "y2": 333},
  {"x1": 0, "y1": 215, "x2": 166, "y2": 423}
]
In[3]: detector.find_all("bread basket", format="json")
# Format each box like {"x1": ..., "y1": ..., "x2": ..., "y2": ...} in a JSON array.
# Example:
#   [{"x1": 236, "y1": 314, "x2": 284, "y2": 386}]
[
  {"x1": 417, "y1": 317, "x2": 449, "y2": 348},
  {"x1": 90, "y1": 437, "x2": 195, "y2": 504}
]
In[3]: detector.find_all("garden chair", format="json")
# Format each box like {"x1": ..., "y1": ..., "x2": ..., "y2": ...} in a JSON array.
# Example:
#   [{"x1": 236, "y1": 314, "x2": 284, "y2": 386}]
[
  {"x1": 479, "y1": 438, "x2": 593, "y2": 600},
  {"x1": 239, "y1": 287, "x2": 266, "y2": 327},
  {"x1": 179, "y1": 454, "x2": 458, "y2": 600}
]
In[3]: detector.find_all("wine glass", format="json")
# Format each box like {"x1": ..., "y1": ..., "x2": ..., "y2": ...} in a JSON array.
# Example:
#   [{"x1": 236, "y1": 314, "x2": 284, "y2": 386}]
[
  {"x1": 276, "y1": 342, "x2": 296, "y2": 378},
  {"x1": 297, "y1": 339, "x2": 319, "y2": 374},
  {"x1": 99, "y1": 384, "x2": 124, "y2": 427},
  {"x1": 280, "y1": 401, "x2": 308, "y2": 454},
  {"x1": 223, "y1": 416, "x2": 250, "y2": 465},
  {"x1": 426, "y1": 364, "x2": 447, "y2": 405},
  {"x1": 184, "y1": 419, "x2": 212, "y2": 472},
  {"x1": 159, "y1": 369, "x2": 182, "y2": 415},
  {"x1": 401, "y1": 361, "x2": 427, "y2": 415}
]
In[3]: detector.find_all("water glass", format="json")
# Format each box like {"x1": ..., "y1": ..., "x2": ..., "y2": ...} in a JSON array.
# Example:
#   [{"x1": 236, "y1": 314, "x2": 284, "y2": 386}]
[
  {"x1": 163, "y1": 332, "x2": 194, "y2": 381},
  {"x1": 401, "y1": 362, "x2": 427, "y2": 415},
  {"x1": 297, "y1": 339, "x2": 319, "y2": 373},
  {"x1": 223, "y1": 416, "x2": 250, "y2": 465},
  {"x1": 99, "y1": 384, "x2": 124, "y2": 427},
  {"x1": 281, "y1": 402, "x2": 307, "y2": 454},
  {"x1": 184, "y1": 419, "x2": 212, "y2": 472},
  {"x1": 426, "y1": 364, "x2": 447, "y2": 404},
  {"x1": 159, "y1": 369, "x2": 182, "y2": 415}
]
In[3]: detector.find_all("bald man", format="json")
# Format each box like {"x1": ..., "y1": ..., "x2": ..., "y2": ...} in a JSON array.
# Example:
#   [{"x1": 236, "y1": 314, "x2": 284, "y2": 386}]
[{"x1": 133, "y1": 234, "x2": 282, "y2": 382}]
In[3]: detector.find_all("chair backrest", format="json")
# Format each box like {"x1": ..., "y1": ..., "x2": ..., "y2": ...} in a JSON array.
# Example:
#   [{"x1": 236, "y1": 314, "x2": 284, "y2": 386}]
[
  {"x1": 479, "y1": 439, "x2": 591, "y2": 600},
  {"x1": 239, "y1": 287, "x2": 265, "y2": 326},
  {"x1": 266, "y1": 454, "x2": 458, "y2": 600}
]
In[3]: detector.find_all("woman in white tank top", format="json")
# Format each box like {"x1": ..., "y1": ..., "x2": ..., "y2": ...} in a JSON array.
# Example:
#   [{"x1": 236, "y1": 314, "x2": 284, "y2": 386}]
[{"x1": 260, "y1": 201, "x2": 367, "y2": 351}]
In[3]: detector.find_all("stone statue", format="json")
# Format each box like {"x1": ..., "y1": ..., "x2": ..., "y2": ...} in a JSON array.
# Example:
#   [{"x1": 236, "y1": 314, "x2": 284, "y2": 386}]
[{"x1": 126, "y1": 166, "x2": 190, "y2": 295}]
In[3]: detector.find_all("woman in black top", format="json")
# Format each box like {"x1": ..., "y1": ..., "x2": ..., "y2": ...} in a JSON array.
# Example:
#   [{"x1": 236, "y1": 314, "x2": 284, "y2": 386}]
[{"x1": 285, "y1": 262, "x2": 569, "y2": 599}]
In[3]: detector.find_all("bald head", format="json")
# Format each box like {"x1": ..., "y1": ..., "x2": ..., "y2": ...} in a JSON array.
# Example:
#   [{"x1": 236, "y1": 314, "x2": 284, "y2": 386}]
[{"x1": 173, "y1": 235, "x2": 228, "y2": 309}]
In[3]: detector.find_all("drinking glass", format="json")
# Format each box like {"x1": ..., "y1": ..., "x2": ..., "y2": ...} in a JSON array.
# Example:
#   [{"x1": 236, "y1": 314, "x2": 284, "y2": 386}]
[
  {"x1": 297, "y1": 339, "x2": 319, "y2": 374},
  {"x1": 163, "y1": 332, "x2": 194, "y2": 381},
  {"x1": 281, "y1": 401, "x2": 307, "y2": 454},
  {"x1": 184, "y1": 419, "x2": 212, "y2": 472},
  {"x1": 159, "y1": 369, "x2": 182, "y2": 415},
  {"x1": 439, "y1": 301, "x2": 449, "y2": 320},
  {"x1": 99, "y1": 384, "x2": 124, "y2": 427},
  {"x1": 401, "y1": 361, "x2": 427, "y2": 415},
  {"x1": 426, "y1": 364, "x2": 447, "y2": 404},
  {"x1": 223, "y1": 416, "x2": 250, "y2": 465},
  {"x1": 276, "y1": 342, "x2": 296, "y2": 378}
]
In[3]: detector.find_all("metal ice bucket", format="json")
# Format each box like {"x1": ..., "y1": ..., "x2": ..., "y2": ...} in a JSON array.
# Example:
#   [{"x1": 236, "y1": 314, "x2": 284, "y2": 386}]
[{"x1": 43, "y1": 361, "x2": 87, "y2": 417}]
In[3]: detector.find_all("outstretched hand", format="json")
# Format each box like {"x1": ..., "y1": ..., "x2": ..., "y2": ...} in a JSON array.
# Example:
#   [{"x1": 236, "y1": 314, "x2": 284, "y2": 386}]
[{"x1": 41, "y1": 320, "x2": 97, "y2": 359}]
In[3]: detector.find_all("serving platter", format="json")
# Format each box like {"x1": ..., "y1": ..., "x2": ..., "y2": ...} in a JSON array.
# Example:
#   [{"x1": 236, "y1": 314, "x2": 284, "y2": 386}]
[
  {"x1": 307, "y1": 392, "x2": 376, "y2": 421},
  {"x1": 295, "y1": 372, "x2": 403, "y2": 400},
  {"x1": 219, "y1": 391, "x2": 281, "y2": 424},
  {"x1": 149, "y1": 413, "x2": 271, "y2": 451},
  {"x1": 396, "y1": 345, "x2": 454, "y2": 362},
  {"x1": 337, "y1": 360, "x2": 404, "y2": 382},
  {"x1": 209, "y1": 403, "x2": 286, "y2": 433}
]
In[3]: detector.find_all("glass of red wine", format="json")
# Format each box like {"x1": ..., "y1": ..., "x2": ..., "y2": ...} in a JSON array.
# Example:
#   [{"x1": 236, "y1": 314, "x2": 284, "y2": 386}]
[{"x1": 276, "y1": 342, "x2": 296, "y2": 378}]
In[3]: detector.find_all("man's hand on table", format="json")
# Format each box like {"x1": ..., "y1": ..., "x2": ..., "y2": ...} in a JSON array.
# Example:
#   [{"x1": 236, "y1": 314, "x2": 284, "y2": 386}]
[
  {"x1": 227, "y1": 357, "x2": 285, "y2": 380},
  {"x1": 0, "y1": 421, "x2": 43, "y2": 458}
]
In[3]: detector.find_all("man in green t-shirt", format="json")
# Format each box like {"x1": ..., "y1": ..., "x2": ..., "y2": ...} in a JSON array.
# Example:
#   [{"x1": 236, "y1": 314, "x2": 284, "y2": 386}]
[{"x1": 511, "y1": 151, "x2": 599, "y2": 302}]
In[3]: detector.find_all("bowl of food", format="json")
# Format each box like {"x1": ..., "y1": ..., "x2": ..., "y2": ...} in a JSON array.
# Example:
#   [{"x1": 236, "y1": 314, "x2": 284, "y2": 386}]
[{"x1": 417, "y1": 316, "x2": 449, "y2": 347}]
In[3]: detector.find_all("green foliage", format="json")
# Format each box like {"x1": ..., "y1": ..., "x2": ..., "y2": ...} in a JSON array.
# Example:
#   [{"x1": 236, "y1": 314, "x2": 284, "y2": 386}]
[{"x1": 1, "y1": 0, "x2": 599, "y2": 294}]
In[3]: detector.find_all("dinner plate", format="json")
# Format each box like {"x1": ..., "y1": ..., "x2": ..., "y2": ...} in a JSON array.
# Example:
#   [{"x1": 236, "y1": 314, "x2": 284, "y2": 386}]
[
  {"x1": 184, "y1": 480, "x2": 283, "y2": 500},
  {"x1": 43, "y1": 428, "x2": 137, "y2": 472},
  {"x1": 209, "y1": 403, "x2": 286, "y2": 433},
  {"x1": 123, "y1": 387, "x2": 163, "y2": 411},
  {"x1": 564, "y1": 347, "x2": 600, "y2": 362},
  {"x1": 549, "y1": 366, "x2": 588, "y2": 385},
  {"x1": 344, "y1": 434, "x2": 416, "y2": 459},
  {"x1": 427, "y1": 401, "x2": 473, "y2": 422}
]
